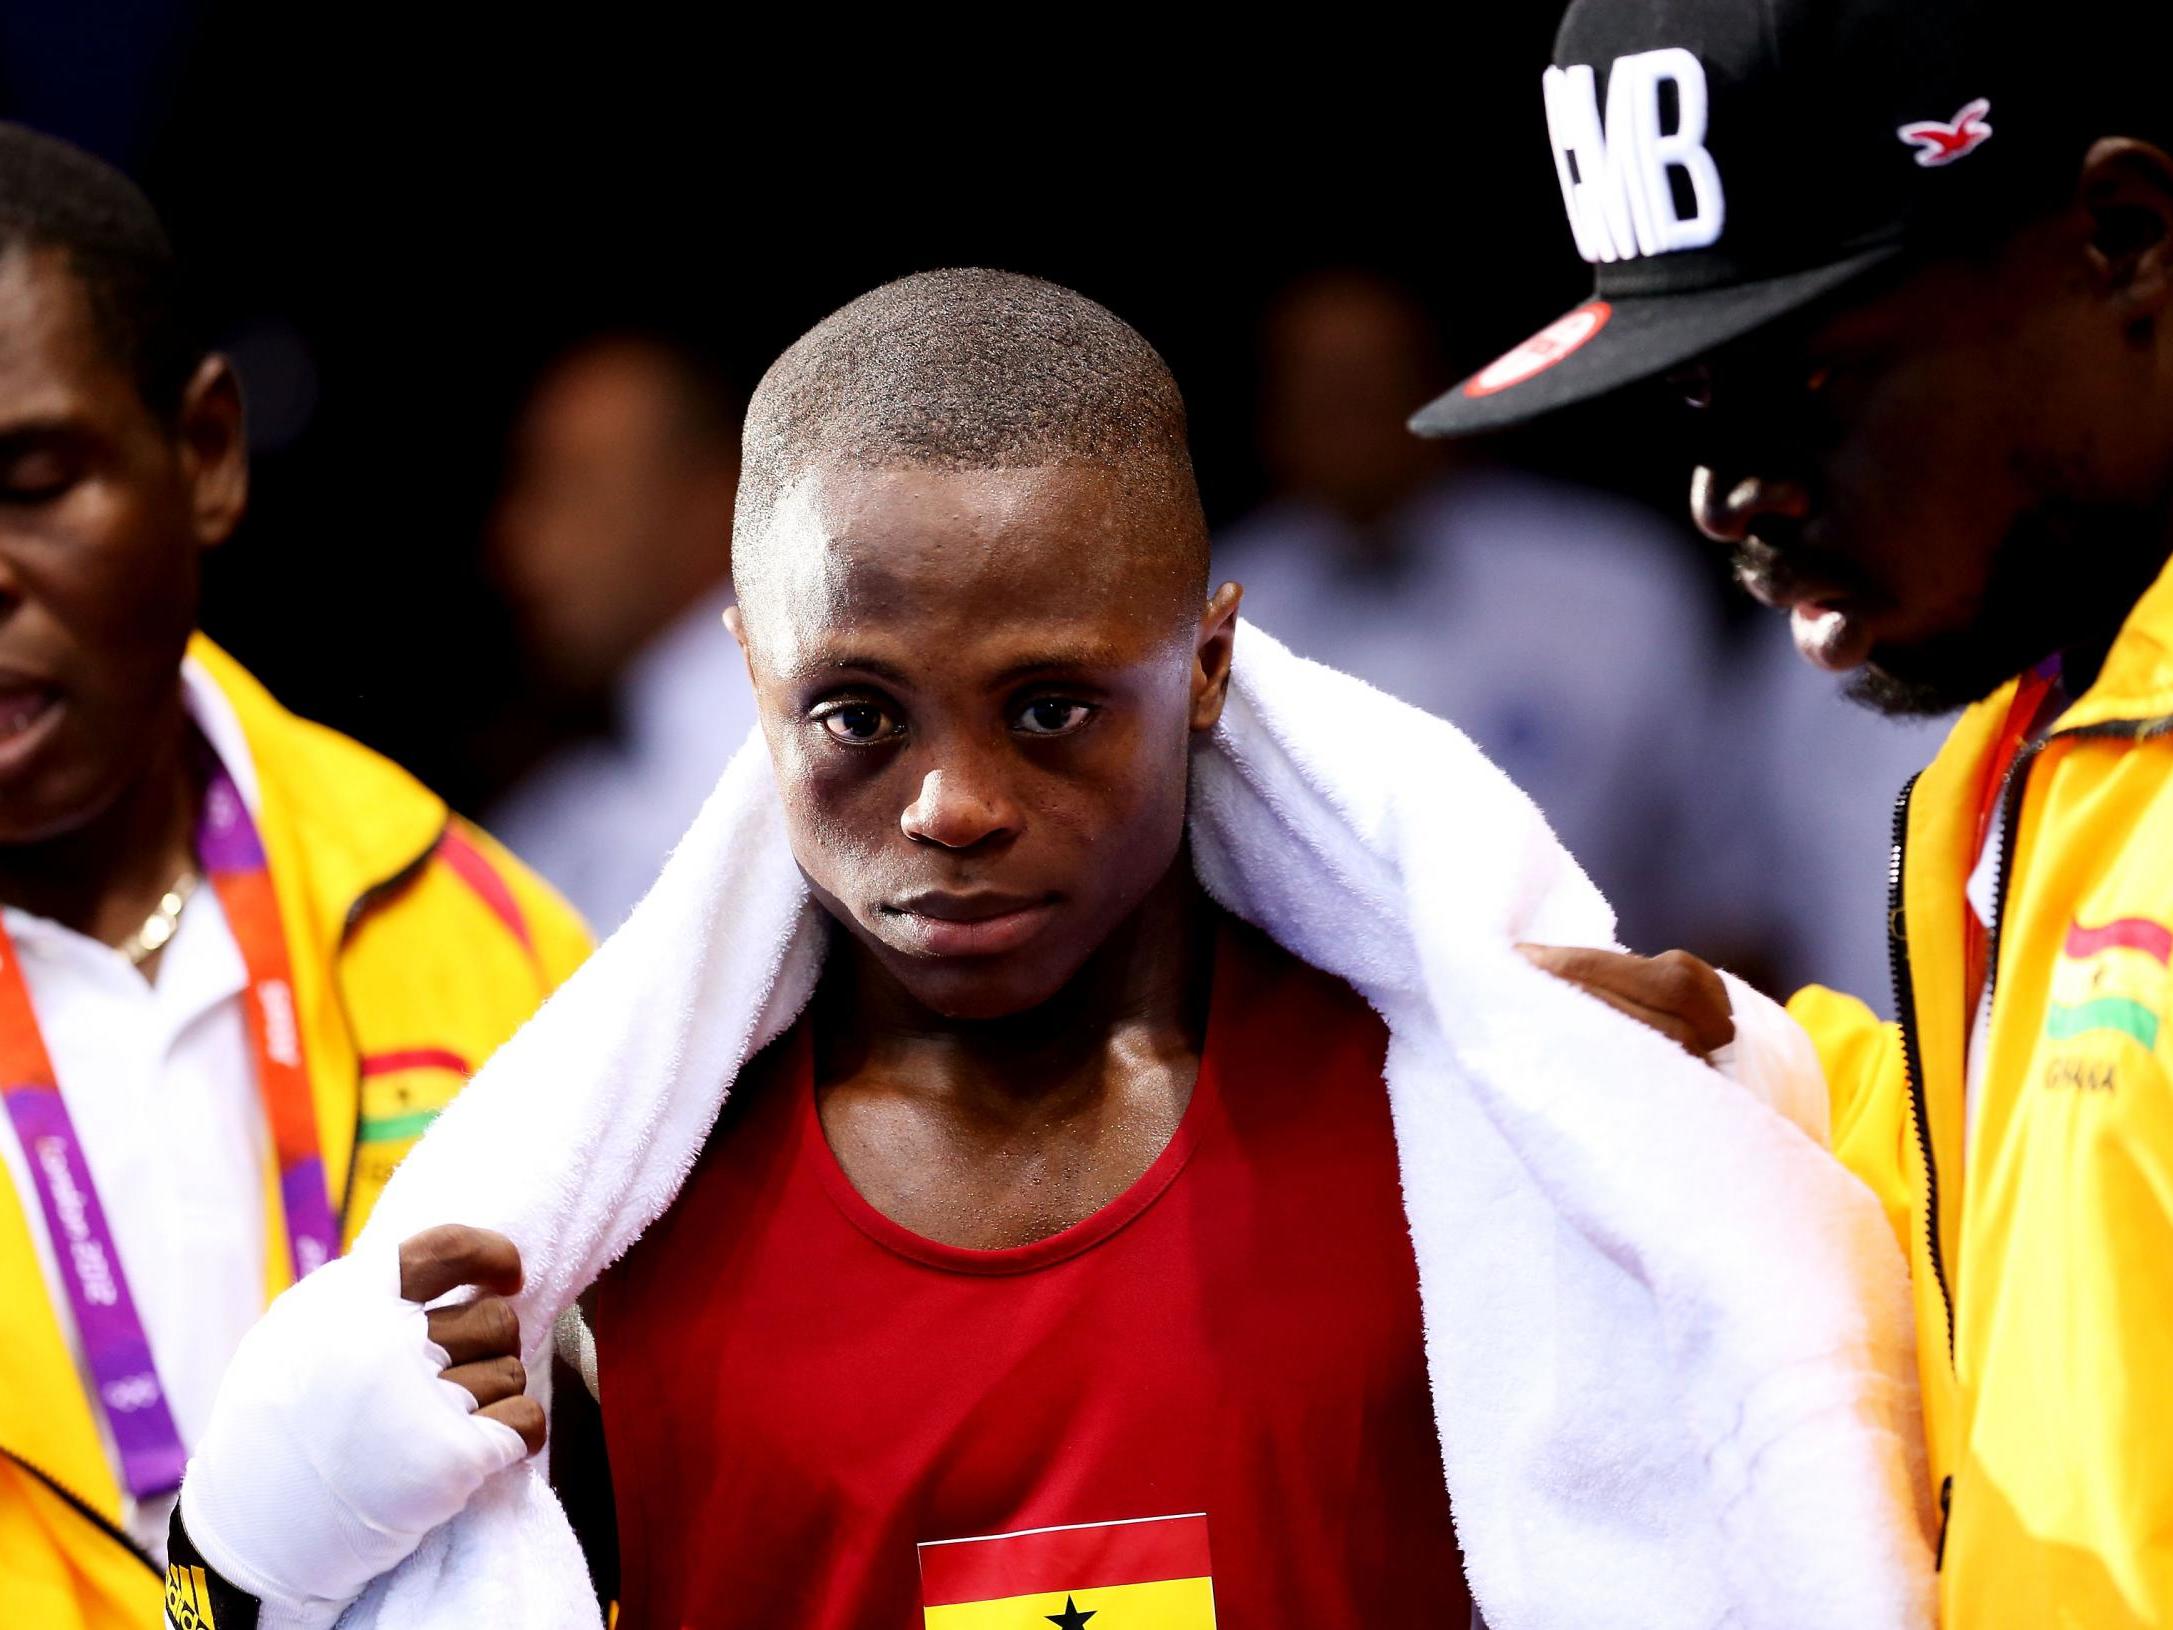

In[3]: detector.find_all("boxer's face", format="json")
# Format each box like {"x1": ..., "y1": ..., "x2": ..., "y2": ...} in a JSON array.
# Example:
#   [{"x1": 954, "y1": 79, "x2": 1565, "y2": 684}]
[
  {"x1": 732, "y1": 461, "x2": 1237, "y2": 1021},
  {"x1": 1685, "y1": 140, "x2": 2173, "y2": 715}
]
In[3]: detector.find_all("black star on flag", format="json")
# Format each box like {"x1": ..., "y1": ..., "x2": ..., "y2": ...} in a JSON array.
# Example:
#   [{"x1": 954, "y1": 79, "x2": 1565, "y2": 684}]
[{"x1": 1046, "y1": 1596, "x2": 1097, "y2": 1630}]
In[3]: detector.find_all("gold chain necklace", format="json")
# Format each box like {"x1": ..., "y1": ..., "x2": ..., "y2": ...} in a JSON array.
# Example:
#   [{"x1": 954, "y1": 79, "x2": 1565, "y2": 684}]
[{"x1": 120, "y1": 868, "x2": 201, "y2": 966}]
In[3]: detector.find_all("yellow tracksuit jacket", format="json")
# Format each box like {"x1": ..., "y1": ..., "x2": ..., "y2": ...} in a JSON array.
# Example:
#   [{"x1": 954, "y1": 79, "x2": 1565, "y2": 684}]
[
  {"x1": 0, "y1": 637, "x2": 589, "y2": 1630},
  {"x1": 1793, "y1": 556, "x2": 2173, "y2": 1627}
]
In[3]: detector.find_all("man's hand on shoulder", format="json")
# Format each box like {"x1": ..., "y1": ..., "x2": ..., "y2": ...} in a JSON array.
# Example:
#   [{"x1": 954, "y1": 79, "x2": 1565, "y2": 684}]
[
  {"x1": 1518, "y1": 945, "x2": 1834, "y2": 1142},
  {"x1": 173, "y1": 1225, "x2": 543, "y2": 1629},
  {"x1": 1517, "y1": 945, "x2": 1736, "y2": 1064}
]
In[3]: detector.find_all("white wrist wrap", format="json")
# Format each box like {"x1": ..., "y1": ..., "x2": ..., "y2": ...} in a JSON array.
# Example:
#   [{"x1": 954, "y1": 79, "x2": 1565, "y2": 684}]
[{"x1": 177, "y1": 1246, "x2": 531, "y2": 1622}]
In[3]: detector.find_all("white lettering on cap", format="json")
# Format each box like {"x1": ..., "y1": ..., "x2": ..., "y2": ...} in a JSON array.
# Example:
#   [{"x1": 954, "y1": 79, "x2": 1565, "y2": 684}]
[{"x1": 1544, "y1": 48, "x2": 1725, "y2": 264}]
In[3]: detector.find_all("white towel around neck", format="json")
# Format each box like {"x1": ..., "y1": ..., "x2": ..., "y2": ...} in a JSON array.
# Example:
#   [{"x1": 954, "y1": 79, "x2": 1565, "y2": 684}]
[{"x1": 334, "y1": 624, "x2": 1932, "y2": 1629}]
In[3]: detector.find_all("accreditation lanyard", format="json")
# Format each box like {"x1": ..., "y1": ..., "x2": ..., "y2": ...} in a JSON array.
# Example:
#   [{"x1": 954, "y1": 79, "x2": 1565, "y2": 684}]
[
  {"x1": 0, "y1": 760, "x2": 337, "y2": 1501},
  {"x1": 1962, "y1": 660, "x2": 2063, "y2": 1009}
]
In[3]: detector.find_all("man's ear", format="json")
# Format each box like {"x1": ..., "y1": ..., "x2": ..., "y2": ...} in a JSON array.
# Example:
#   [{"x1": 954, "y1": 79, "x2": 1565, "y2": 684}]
[
  {"x1": 723, "y1": 601, "x2": 761, "y2": 691},
  {"x1": 1188, "y1": 581, "x2": 1243, "y2": 733},
  {"x1": 2079, "y1": 137, "x2": 2173, "y2": 325},
  {"x1": 176, "y1": 354, "x2": 248, "y2": 550}
]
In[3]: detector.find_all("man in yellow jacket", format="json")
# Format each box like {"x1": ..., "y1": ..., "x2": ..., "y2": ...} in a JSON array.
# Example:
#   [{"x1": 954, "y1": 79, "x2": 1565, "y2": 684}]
[
  {"x1": 0, "y1": 126, "x2": 588, "y2": 1627},
  {"x1": 1414, "y1": 0, "x2": 2173, "y2": 1623}
]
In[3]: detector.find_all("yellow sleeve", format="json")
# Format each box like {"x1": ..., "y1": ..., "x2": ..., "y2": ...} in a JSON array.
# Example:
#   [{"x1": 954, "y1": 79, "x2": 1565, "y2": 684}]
[
  {"x1": 449, "y1": 815, "x2": 595, "y2": 991},
  {"x1": 523, "y1": 879, "x2": 593, "y2": 992},
  {"x1": 1787, "y1": 984, "x2": 1915, "y2": 1261},
  {"x1": 334, "y1": 821, "x2": 595, "y2": 1236}
]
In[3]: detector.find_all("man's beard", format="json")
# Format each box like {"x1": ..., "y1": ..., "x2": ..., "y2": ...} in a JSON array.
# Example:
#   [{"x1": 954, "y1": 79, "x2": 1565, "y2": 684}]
[{"x1": 1843, "y1": 501, "x2": 2170, "y2": 719}]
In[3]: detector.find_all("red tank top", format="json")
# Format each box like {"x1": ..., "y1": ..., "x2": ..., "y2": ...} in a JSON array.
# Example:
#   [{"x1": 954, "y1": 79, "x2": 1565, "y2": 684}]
[{"x1": 598, "y1": 918, "x2": 1464, "y2": 1627}]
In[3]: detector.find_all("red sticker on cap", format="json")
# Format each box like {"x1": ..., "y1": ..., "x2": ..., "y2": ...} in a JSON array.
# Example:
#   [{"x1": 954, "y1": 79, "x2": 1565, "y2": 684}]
[{"x1": 1464, "y1": 302, "x2": 1612, "y2": 398}]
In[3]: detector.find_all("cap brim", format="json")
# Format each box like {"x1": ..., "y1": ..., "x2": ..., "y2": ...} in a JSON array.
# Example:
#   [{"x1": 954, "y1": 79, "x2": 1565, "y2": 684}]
[{"x1": 1410, "y1": 244, "x2": 1905, "y2": 438}]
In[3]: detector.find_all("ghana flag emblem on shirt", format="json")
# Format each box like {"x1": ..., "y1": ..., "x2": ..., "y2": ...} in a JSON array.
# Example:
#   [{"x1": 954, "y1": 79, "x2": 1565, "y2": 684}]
[
  {"x1": 2047, "y1": 917, "x2": 2172, "y2": 1049},
  {"x1": 919, "y1": 1512, "x2": 1216, "y2": 1627}
]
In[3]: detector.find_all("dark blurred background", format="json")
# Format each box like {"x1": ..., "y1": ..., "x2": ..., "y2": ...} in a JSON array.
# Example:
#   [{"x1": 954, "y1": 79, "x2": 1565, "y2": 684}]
[
  {"x1": 2, "y1": 7, "x2": 1660, "y2": 799},
  {"x1": 0, "y1": 7, "x2": 1948, "y2": 1001}
]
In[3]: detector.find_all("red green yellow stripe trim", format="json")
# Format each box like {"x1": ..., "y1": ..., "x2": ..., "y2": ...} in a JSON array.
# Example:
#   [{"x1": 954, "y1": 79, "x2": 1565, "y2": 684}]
[
  {"x1": 357, "y1": 1108, "x2": 440, "y2": 1142},
  {"x1": 2064, "y1": 918, "x2": 2173, "y2": 965},
  {"x1": 359, "y1": 1047, "x2": 470, "y2": 1079},
  {"x1": 2046, "y1": 996, "x2": 2160, "y2": 1049}
]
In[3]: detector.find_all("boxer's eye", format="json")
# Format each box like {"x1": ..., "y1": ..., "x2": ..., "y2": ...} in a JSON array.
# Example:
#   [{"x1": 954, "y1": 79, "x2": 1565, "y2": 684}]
[
  {"x1": 1012, "y1": 697, "x2": 1095, "y2": 738},
  {"x1": 815, "y1": 700, "x2": 905, "y2": 744}
]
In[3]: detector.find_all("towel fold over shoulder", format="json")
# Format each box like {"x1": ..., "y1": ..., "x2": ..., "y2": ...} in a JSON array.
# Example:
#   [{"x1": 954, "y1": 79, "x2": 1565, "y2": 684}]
[{"x1": 238, "y1": 626, "x2": 1932, "y2": 1629}]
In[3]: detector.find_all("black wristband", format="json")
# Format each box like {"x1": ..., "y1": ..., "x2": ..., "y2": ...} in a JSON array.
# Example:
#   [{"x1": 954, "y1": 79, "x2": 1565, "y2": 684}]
[{"x1": 164, "y1": 1504, "x2": 262, "y2": 1630}]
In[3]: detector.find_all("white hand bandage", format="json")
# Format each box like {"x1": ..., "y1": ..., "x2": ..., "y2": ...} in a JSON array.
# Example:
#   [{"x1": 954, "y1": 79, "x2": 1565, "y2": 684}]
[{"x1": 176, "y1": 1247, "x2": 531, "y2": 1630}]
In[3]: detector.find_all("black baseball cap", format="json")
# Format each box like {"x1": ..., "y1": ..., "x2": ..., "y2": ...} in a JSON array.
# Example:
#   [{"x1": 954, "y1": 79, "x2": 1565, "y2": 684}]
[{"x1": 1412, "y1": 0, "x2": 2165, "y2": 437}]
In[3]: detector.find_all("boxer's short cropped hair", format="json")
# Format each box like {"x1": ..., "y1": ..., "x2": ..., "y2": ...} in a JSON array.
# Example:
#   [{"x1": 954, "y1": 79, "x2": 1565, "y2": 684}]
[{"x1": 735, "y1": 268, "x2": 1207, "y2": 594}]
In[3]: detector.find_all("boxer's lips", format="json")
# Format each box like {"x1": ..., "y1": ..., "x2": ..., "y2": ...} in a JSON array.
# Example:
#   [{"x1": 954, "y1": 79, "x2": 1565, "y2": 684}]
[{"x1": 882, "y1": 890, "x2": 1061, "y2": 958}]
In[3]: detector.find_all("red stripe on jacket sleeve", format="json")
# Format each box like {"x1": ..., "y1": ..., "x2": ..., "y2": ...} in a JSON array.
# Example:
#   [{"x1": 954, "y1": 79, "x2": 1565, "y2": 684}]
[{"x1": 434, "y1": 823, "x2": 536, "y2": 959}]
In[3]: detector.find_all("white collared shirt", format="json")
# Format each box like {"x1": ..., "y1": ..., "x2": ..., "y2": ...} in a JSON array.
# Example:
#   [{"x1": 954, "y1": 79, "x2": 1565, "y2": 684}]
[{"x1": 0, "y1": 662, "x2": 269, "y2": 1560}]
